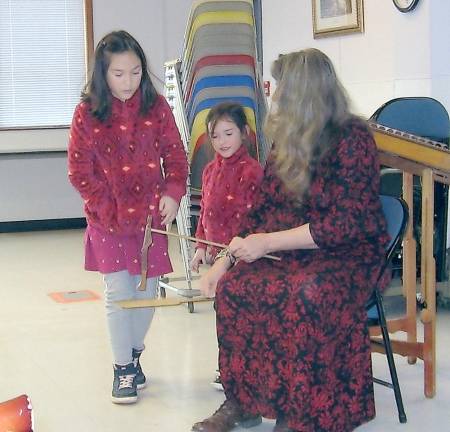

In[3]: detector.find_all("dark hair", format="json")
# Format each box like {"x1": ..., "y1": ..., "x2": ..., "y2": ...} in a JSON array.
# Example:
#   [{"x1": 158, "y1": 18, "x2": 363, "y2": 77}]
[
  {"x1": 205, "y1": 102, "x2": 249, "y2": 137},
  {"x1": 82, "y1": 30, "x2": 158, "y2": 121}
]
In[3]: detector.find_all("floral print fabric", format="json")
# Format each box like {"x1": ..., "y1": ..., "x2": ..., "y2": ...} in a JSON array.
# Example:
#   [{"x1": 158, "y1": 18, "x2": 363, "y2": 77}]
[{"x1": 215, "y1": 119, "x2": 390, "y2": 431}]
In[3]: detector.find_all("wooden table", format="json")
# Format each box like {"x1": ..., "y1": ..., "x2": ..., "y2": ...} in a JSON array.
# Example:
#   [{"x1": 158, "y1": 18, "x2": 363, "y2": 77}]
[{"x1": 369, "y1": 123, "x2": 450, "y2": 398}]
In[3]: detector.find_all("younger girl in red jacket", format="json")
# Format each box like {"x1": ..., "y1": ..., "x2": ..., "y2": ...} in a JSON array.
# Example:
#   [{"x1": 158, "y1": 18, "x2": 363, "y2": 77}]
[
  {"x1": 68, "y1": 31, "x2": 188, "y2": 404},
  {"x1": 191, "y1": 102, "x2": 263, "y2": 271},
  {"x1": 190, "y1": 102, "x2": 263, "y2": 390}
]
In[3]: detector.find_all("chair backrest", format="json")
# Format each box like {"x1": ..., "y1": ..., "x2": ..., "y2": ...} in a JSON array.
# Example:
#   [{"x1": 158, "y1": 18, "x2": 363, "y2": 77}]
[
  {"x1": 370, "y1": 97, "x2": 449, "y2": 282},
  {"x1": 380, "y1": 195, "x2": 409, "y2": 264},
  {"x1": 366, "y1": 196, "x2": 409, "y2": 315},
  {"x1": 370, "y1": 97, "x2": 450, "y2": 145}
]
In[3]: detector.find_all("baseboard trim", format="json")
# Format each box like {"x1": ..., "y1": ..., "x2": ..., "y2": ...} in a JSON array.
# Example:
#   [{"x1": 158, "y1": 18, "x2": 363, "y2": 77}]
[{"x1": 0, "y1": 218, "x2": 87, "y2": 233}]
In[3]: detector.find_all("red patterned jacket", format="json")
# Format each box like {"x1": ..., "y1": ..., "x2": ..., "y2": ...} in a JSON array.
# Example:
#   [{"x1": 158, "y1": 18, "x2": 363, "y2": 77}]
[
  {"x1": 68, "y1": 91, "x2": 188, "y2": 235},
  {"x1": 195, "y1": 145, "x2": 263, "y2": 257}
]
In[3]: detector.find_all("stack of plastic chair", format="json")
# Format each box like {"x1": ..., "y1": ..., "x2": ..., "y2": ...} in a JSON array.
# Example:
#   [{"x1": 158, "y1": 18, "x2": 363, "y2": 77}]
[
  {"x1": 179, "y1": 0, "x2": 268, "y2": 189},
  {"x1": 162, "y1": 1, "x2": 268, "y2": 311}
]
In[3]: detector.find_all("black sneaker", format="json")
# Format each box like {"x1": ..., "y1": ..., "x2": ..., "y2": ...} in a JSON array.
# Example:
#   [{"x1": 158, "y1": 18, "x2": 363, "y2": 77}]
[
  {"x1": 132, "y1": 348, "x2": 146, "y2": 390},
  {"x1": 211, "y1": 370, "x2": 223, "y2": 391},
  {"x1": 112, "y1": 363, "x2": 137, "y2": 404}
]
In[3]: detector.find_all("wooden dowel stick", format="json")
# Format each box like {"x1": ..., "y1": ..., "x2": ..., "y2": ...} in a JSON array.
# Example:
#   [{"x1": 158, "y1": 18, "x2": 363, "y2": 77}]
[
  {"x1": 117, "y1": 296, "x2": 213, "y2": 309},
  {"x1": 150, "y1": 227, "x2": 281, "y2": 261}
]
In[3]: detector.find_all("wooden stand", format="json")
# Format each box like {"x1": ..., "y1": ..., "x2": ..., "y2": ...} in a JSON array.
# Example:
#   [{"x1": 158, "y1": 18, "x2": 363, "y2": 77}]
[{"x1": 369, "y1": 124, "x2": 450, "y2": 398}]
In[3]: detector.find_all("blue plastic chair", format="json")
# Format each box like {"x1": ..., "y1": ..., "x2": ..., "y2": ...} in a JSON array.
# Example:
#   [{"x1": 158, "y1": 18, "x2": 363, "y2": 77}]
[{"x1": 366, "y1": 195, "x2": 409, "y2": 423}]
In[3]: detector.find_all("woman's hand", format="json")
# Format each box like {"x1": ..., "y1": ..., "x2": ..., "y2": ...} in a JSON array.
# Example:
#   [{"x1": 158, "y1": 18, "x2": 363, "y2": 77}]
[
  {"x1": 191, "y1": 248, "x2": 206, "y2": 273},
  {"x1": 199, "y1": 257, "x2": 230, "y2": 297},
  {"x1": 159, "y1": 195, "x2": 179, "y2": 226},
  {"x1": 228, "y1": 233, "x2": 269, "y2": 263}
]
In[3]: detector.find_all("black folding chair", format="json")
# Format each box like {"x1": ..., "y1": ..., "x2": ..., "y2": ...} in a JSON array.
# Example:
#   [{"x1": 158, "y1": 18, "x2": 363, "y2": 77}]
[{"x1": 366, "y1": 195, "x2": 409, "y2": 424}]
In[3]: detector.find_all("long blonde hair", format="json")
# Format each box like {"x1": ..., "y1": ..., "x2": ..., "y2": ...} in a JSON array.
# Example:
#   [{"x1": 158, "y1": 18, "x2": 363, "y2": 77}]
[{"x1": 264, "y1": 48, "x2": 353, "y2": 203}]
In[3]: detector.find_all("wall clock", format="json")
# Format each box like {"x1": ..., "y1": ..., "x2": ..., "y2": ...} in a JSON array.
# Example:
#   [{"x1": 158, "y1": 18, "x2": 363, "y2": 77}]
[{"x1": 393, "y1": 0, "x2": 420, "y2": 13}]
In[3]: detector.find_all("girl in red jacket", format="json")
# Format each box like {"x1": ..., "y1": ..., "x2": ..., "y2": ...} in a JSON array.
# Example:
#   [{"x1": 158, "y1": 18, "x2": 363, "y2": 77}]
[
  {"x1": 68, "y1": 31, "x2": 188, "y2": 404},
  {"x1": 191, "y1": 102, "x2": 263, "y2": 270},
  {"x1": 190, "y1": 102, "x2": 264, "y2": 389}
]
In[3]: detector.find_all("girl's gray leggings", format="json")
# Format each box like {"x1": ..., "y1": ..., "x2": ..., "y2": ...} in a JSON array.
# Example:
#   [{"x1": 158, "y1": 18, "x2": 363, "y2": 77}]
[{"x1": 103, "y1": 271, "x2": 157, "y2": 365}]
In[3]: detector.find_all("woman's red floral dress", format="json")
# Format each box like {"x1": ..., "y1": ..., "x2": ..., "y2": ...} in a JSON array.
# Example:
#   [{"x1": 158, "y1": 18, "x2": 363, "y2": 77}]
[{"x1": 215, "y1": 119, "x2": 390, "y2": 432}]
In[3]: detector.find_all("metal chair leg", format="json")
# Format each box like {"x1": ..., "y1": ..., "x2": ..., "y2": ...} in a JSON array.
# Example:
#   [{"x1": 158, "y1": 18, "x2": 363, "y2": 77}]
[{"x1": 375, "y1": 289, "x2": 407, "y2": 423}]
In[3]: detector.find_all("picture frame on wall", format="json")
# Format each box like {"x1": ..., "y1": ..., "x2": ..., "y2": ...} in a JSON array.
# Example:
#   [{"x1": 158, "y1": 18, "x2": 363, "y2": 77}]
[{"x1": 312, "y1": 0, "x2": 364, "y2": 38}]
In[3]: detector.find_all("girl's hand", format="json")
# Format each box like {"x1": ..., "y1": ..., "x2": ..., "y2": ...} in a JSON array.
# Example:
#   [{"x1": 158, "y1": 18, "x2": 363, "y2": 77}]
[
  {"x1": 205, "y1": 247, "x2": 216, "y2": 265},
  {"x1": 199, "y1": 257, "x2": 230, "y2": 297},
  {"x1": 191, "y1": 248, "x2": 206, "y2": 273},
  {"x1": 228, "y1": 234, "x2": 269, "y2": 263},
  {"x1": 159, "y1": 195, "x2": 179, "y2": 226}
]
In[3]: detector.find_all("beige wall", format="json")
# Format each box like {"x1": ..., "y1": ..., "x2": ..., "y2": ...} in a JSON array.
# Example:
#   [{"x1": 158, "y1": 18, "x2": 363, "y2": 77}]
[
  {"x1": 0, "y1": 0, "x2": 191, "y2": 221},
  {"x1": 262, "y1": 0, "x2": 450, "y2": 244},
  {"x1": 2, "y1": 0, "x2": 449, "y2": 222},
  {"x1": 0, "y1": 0, "x2": 191, "y2": 154},
  {"x1": 262, "y1": 0, "x2": 450, "y2": 117}
]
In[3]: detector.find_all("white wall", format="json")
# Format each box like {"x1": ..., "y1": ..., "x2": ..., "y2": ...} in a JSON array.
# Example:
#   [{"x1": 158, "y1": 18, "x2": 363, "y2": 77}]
[
  {"x1": 262, "y1": 0, "x2": 450, "y2": 245},
  {"x1": 91, "y1": 0, "x2": 191, "y2": 92},
  {"x1": 0, "y1": 0, "x2": 191, "y2": 222},
  {"x1": 0, "y1": 153, "x2": 85, "y2": 221},
  {"x1": 261, "y1": 0, "x2": 449, "y2": 117},
  {"x1": 430, "y1": 1, "x2": 450, "y2": 113},
  {"x1": 1, "y1": 0, "x2": 449, "y2": 223}
]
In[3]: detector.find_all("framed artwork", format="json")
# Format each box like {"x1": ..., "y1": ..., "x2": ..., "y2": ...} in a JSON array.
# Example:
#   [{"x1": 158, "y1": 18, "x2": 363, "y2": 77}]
[{"x1": 312, "y1": 0, "x2": 364, "y2": 38}]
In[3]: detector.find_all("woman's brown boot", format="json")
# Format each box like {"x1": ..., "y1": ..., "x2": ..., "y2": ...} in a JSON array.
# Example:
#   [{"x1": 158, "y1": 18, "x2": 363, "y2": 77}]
[{"x1": 191, "y1": 398, "x2": 262, "y2": 432}]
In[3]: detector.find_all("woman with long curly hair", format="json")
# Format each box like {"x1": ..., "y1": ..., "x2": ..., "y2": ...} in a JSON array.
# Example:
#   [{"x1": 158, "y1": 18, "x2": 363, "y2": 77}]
[{"x1": 192, "y1": 48, "x2": 389, "y2": 432}]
